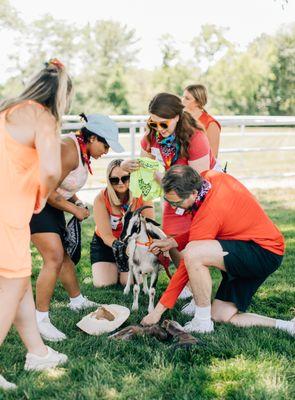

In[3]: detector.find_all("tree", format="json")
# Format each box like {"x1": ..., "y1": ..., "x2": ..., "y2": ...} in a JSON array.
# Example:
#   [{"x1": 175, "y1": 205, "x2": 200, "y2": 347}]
[{"x1": 191, "y1": 24, "x2": 233, "y2": 71}]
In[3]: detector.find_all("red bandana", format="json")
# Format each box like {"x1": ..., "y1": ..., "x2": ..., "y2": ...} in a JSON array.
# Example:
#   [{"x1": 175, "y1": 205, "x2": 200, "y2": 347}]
[{"x1": 76, "y1": 134, "x2": 93, "y2": 175}]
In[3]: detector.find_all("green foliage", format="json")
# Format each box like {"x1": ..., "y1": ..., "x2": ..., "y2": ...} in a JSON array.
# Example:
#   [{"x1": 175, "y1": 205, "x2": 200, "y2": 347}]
[{"x1": 1, "y1": 0, "x2": 294, "y2": 115}]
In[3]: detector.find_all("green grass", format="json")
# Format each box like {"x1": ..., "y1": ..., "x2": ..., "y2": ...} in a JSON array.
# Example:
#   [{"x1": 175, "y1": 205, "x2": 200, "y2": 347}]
[{"x1": 1, "y1": 188, "x2": 295, "y2": 400}]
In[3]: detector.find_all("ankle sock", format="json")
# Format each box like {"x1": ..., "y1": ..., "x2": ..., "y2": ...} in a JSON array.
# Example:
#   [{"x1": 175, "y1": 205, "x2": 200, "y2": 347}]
[
  {"x1": 194, "y1": 305, "x2": 211, "y2": 320},
  {"x1": 70, "y1": 294, "x2": 84, "y2": 306},
  {"x1": 36, "y1": 310, "x2": 49, "y2": 323},
  {"x1": 275, "y1": 319, "x2": 292, "y2": 333}
]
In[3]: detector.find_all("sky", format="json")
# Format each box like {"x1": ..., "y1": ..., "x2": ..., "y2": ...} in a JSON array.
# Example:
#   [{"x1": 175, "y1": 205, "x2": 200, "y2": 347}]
[{"x1": 1, "y1": 0, "x2": 295, "y2": 82}]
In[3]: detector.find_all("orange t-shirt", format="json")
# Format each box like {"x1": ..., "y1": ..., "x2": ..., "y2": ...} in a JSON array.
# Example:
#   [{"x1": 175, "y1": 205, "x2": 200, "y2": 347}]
[
  {"x1": 198, "y1": 111, "x2": 221, "y2": 131},
  {"x1": 160, "y1": 170, "x2": 285, "y2": 309},
  {"x1": 95, "y1": 189, "x2": 144, "y2": 239}
]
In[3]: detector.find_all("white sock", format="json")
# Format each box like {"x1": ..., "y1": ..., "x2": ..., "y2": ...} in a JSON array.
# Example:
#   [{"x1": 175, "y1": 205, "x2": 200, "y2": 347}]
[
  {"x1": 36, "y1": 310, "x2": 49, "y2": 323},
  {"x1": 194, "y1": 305, "x2": 211, "y2": 320},
  {"x1": 70, "y1": 293, "x2": 84, "y2": 305},
  {"x1": 275, "y1": 319, "x2": 292, "y2": 333}
]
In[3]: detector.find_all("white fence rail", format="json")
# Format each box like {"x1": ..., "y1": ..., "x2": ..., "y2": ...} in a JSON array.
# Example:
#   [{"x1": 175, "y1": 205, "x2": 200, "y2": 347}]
[{"x1": 62, "y1": 115, "x2": 295, "y2": 159}]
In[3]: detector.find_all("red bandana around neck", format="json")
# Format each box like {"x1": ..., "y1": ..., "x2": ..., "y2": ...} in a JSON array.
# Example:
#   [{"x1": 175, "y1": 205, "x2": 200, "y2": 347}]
[{"x1": 76, "y1": 134, "x2": 93, "y2": 175}]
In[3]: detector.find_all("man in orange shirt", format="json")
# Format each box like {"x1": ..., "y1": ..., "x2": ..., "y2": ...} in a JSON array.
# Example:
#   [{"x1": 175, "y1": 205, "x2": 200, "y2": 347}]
[{"x1": 141, "y1": 165, "x2": 294, "y2": 336}]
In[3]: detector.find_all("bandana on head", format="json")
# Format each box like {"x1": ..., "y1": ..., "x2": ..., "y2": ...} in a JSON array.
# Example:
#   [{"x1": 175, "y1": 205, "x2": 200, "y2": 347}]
[{"x1": 155, "y1": 131, "x2": 180, "y2": 168}]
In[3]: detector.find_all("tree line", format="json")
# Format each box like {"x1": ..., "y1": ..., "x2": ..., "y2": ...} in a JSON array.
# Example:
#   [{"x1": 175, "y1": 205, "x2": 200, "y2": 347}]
[{"x1": 0, "y1": 0, "x2": 294, "y2": 116}]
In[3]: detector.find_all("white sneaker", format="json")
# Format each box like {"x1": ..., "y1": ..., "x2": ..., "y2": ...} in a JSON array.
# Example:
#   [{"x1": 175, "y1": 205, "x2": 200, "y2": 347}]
[
  {"x1": 181, "y1": 299, "x2": 196, "y2": 316},
  {"x1": 178, "y1": 286, "x2": 193, "y2": 300},
  {"x1": 68, "y1": 296, "x2": 97, "y2": 311},
  {"x1": 37, "y1": 317, "x2": 67, "y2": 342},
  {"x1": 24, "y1": 346, "x2": 68, "y2": 371},
  {"x1": 0, "y1": 374, "x2": 17, "y2": 390},
  {"x1": 184, "y1": 317, "x2": 214, "y2": 333}
]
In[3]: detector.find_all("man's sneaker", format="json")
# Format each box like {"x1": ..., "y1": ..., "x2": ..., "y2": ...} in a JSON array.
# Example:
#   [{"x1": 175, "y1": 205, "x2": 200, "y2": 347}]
[
  {"x1": 37, "y1": 317, "x2": 67, "y2": 342},
  {"x1": 25, "y1": 346, "x2": 68, "y2": 371},
  {"x1": 0, "y1": 374, "x2": 17, "y2": 390},
  {"x1": 181, "y1": 299, "x2": 196, "y2": 316},
  {"x1": 68, "y1": 296, "x2": 97, "y2": 311},
  {"x1": 178, "y1": 286, "x2": 193, "y2": 300},
  {"x1": 184, "y1": 317, "x2": 214, "y2": 333}
]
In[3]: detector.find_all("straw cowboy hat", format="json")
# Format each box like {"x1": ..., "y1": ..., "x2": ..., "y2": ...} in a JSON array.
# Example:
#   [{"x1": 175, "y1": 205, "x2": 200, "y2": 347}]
[{"x1": 76, "y1": 304, "x2": 130, "y2": 335}]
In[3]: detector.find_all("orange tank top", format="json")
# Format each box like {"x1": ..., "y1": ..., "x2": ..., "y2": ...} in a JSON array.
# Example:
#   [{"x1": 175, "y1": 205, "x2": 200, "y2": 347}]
[
  {"x1": 199, "y1": 111, "x2": 221, "y2": 131},
  {"x1": 0, "y1": 101, "x2": 42, "y2": 229},
  {"x1": 95, "y1": 189, "x2": 144, "y2": 239}
]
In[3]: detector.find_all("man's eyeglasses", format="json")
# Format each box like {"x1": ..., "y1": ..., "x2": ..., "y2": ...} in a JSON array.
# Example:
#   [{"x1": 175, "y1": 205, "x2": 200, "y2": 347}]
[
  {"x1": 163, "y1": 195, "x2": 188, "y2": 208},
  {"x1": 109, "y1": 175, "x2": 130, "y2": 185},
  {"x1": 147, "y1": 118, "x2": 171, "y2": 130}
]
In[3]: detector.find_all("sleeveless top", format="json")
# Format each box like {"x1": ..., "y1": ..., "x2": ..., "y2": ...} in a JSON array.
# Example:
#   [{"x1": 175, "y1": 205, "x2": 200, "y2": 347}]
[
  {"x1": 198, "y1": 111, "x2": 221, "y2": 131},
  {"x1": 0, "y1": 101, "x2": 41, "y2": 229},
  {"x1": 57, "y1": 133, "x2": 89, "y2": 200},
  {"x1": 0, "y1": 100, "x2": 43, "y2": 276},
  {"x1": 95, "y1": 189, "x2": 144, "y2": 239}
]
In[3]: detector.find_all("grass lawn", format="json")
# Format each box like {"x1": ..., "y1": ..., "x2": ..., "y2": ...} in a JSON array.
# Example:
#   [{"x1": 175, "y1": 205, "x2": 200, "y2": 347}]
[{"x1": 1, "y1": 188, "x2": 294, "y2": 400}]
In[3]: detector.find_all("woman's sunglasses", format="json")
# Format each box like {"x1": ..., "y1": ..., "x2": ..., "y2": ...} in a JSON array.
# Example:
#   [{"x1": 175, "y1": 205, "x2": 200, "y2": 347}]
[
  {"x1": 147, "y1": 118, "x2": 171, "y2": 130},
  {"x1": 109, "y1": 175, "x2": 130, "y2": 185}
]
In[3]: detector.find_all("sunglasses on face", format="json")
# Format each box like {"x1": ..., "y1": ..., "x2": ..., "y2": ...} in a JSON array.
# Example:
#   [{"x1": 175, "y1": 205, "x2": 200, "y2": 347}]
[
  {"x1": 163, "y1": 195, "x2": 188, "y2": 208},
  {"x1": 109, "y1": 175, "x2": 130, "y2": 185},
  {"x1": 147, "y1": 118, "x2": 171, "y2": 130}
]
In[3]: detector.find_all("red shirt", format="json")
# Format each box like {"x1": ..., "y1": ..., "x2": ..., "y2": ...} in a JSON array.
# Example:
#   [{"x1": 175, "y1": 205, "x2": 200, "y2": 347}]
[
  {"x1": 141, "y1": 129, "x2": 216, "y2": 170},
  {"x1": 198, "y1": 111, "x2": 221, "y2": 131},
  {"x1": 95, "y1": 189, "x2": 143, "y2": 239},
  {"x1": 160, "y1": 170, "x2": 285, "y2": 309}
]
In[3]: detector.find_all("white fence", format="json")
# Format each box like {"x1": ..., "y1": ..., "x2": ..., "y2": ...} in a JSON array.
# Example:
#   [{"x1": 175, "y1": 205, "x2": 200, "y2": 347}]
[{"x1": 62, "y1": 115, "x2": 295, "y2": 159}]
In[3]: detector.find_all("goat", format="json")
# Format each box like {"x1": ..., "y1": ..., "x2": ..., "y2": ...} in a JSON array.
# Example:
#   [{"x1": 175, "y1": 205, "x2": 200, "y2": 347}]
[{"x1": 120, "y1": 206, "x2": 169, "y2": 313}]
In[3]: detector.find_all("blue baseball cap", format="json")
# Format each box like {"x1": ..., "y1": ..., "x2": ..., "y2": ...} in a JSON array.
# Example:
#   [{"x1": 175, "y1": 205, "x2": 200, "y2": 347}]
[{"x1": 84, "y1": 114, "x2": 125, "y2": 153}]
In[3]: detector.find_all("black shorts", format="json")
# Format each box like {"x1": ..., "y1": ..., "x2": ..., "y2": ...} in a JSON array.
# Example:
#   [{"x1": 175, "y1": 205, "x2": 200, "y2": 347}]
[
  {"x1": 215, "y1": 240, "x2": 283, "y2": 312},
  {"x1": 90, "y1": 233, "x2": 116, "y2": 265},
  {"x1": 30, "y1": 203, "x2": 66, "y2": 242}
]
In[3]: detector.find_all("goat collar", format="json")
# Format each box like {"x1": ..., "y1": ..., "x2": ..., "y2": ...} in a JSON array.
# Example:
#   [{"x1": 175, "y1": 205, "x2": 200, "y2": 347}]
[{"x1": 136, "y1": 239, "x2": 153, "y2": 247}]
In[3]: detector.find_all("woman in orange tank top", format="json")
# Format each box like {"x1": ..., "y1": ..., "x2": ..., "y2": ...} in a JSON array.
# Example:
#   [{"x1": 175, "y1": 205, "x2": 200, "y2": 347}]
[
  {"x1": 0, "y1": 59, "x2": 72, "y2": 389},
  {"x1": 182, "y1": 84, "x2": 221, "y2": 158},
  {"x1": 91, "y1": 159, "x2": 154, "y2": 287}
]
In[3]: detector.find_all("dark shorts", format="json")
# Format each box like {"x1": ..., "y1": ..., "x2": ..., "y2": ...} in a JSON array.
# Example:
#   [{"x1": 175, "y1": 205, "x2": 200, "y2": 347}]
[
  {"x1": 30, "y1": 203, "x2": 66, "y2": 242},
  {"x1": 215, "y1": 240, "x2": 283, "y2": 312},
  {"x1": 90, "y1": 233, "x2": 116, "y2": 265}
]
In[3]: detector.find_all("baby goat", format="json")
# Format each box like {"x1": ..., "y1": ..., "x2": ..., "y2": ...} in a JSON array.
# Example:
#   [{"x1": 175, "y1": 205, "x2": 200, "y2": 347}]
[{"x1": 120, "y1": 206, "x2": 168, "y2": 312}]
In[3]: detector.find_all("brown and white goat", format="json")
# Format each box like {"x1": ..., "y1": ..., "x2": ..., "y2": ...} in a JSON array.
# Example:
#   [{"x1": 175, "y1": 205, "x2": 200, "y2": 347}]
[{"x1": 120, "y1": 206, "x2": 168, "y2": 312}]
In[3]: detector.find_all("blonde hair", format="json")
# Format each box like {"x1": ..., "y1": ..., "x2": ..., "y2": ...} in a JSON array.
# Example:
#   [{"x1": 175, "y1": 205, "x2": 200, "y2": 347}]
[
  {"x1": 106, "y1": 159, "x2": 132, "y2": 207},
  {"x1": 185, "y1": 84, "x2": 208, "y2": 109},
  {"x1": 0, "y1": 60, "x2": 72, "y2": 126}
]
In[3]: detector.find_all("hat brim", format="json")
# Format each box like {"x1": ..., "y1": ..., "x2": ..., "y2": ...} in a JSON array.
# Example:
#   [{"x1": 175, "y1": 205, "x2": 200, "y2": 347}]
[
  {"x1": 106, "y1": 139, "x2": 125, "y2": 153},
  {"x1": 76, "y1": 304, "x2": 130, "y2": 335}
]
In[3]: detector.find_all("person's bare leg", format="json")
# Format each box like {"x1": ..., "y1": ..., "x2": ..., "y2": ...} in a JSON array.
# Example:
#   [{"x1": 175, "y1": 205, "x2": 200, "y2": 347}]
[
  {"x1": 31, "y1": 232, "x2": 66, "y2": 341},
  {"x1": 182, "y1": 240, "x2": 227, "y2": 333},
  {"x1": 59, "y1": 254, "x2": 80, "y2": 298},
  {"x1": 92, "y1": 262, "x2": 118, "y2": 287},
  {"x1": 0, "y1": 276, "x2": 28, "y2": 345},
  {"x1": 212, "y1": 299, "x2": 294, "y2": 335},
  {"x1": 184, "y1": 240, "x2": 226, "y2": 306},
  {"x1": 13, "y1": 284, "x2": 47, "y2": 356},
  {"x1": 31, "y1": 232, "x2": 64, "y2": 312}
]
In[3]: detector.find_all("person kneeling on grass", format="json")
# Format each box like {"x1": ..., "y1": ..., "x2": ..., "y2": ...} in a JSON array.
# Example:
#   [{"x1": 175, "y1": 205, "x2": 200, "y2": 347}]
[
  {"x1": 141, "y1": 165, "x2": 294, "y2": 336},
  {"x1": 91, "y1": 159, "x2": 154, "y2": 287}
]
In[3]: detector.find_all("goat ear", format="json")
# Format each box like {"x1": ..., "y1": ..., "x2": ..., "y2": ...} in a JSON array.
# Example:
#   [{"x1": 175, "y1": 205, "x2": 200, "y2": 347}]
[{"x1": 145, "y1": 217, "x2": 161, "y2": 227}]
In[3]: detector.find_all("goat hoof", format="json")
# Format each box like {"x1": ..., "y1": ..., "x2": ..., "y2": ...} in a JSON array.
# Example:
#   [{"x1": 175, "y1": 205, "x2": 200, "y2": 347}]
[{"x1": 131, "y1": 304, "x2": 139, "y2": 312}]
